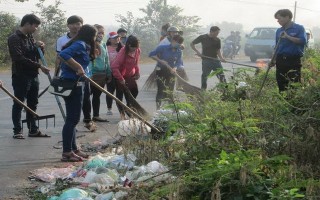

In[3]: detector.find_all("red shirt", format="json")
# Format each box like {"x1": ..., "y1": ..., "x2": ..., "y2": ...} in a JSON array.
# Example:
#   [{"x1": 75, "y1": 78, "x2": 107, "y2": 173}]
[{"x1": 111, "y1": 46, "x2": 140, "y2": 81}]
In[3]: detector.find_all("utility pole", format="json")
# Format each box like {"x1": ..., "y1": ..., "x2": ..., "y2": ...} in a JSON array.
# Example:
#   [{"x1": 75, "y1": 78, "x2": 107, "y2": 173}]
[{"x1": 293, "y1": 1, "x2": 297, "y2": 22}]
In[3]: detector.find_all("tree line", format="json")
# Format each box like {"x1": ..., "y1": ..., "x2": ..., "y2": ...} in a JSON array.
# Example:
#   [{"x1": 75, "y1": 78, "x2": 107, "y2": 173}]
[{"x1": 0, "y1": 0, "x2": 245, "y2": 65}]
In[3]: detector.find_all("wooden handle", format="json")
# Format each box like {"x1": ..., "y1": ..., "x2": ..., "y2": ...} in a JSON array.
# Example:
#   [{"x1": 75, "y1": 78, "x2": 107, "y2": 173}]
[
  {"x1": 83, "y1": 75, "x2": 161, "y2": 133},
  {"x1": 0, "y1": 85, "x2": 39, "y2": 118},
  {"x1": 199, "y1": 55, "x2": 259, "y2": 69}
]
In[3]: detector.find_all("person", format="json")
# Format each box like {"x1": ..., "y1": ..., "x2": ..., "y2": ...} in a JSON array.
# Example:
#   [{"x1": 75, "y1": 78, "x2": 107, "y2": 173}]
[
  {"x1": 158, "y1": 26, "x2": 188, "y2": 90},
  {"x1": 190, "y1": 26, "x2": 226, "y2": 90},
  {"x1": 58, "y1": 24, "x2": 97, "y2": 162},
  {"x1": 55, "y1": 15, "x2": 83, "y2": 76},
  {"x1": 88, "y1": 24, "x2": 110, "y2": 122},
  {"x1": 224, "y1": 31, "x2": 237, "y2": 57},
  {"x1": 160, "y1": 23, "x2": 170, "y2": 41},
  {"x1": 271, "y1": 9, "x2": 307, "y2": 92},
  {"x1": 149, "y1": 35, "x2": 184, "y2": 109},
  {"x1": 111, "y1": 35, "x2": 140, "y2": 120},
  {"x1": 235, "y1": 31, "x2": 241, "y2": 55},
  {"x1": 106, "y1": 31, "x2": 123, "y2": 115},
  {"x1": 117, "y1": 28, "x2": 128, "y2": 46},
  {"x1": 7, "y1": 14, "x2": 51, "y2": 139}
]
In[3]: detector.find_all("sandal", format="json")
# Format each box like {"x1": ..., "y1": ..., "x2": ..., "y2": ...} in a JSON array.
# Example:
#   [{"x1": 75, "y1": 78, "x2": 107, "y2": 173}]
[
  {"x1": 13, "y1": 133, "x2": 25, "y2": 139},
  {"x1": 61, "y1": 152, "x2": 83, "y2": 162},
  {"x1": 74, "y1": 150, "x2": 89, "y2": 159},
  {"x1": 28, "y1": 130, "x2": 51, "y2": 138}
]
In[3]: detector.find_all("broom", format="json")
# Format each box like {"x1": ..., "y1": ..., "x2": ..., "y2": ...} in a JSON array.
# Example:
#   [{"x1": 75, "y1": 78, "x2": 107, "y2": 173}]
[
  {"x1": 122, "y1": 86, "x2": 149, "y2": 118},
  {"x1": 176, "y1": 67, "x2": 189, "y2": 90},
  {"x1": 84, "y1": 75, "x2": 162, "y2": 134},
  {"x1": 142, "y1": 67, "x2": 157, "y2": 91},
  {"x1": 161, "y1": 64, "x2": 203, "y2": 102}
]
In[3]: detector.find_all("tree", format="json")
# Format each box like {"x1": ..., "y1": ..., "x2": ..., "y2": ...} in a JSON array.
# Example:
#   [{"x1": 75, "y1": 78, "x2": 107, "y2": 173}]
[
  {"x1": 116, "y1": 0, "x2": 201, "y2": 56},
  {"x1": 0, "y1": 12, "x2": 18, "y2": 63},
  {"x1": 34, "y1": 0, "x2": 67, "y2": 48}
]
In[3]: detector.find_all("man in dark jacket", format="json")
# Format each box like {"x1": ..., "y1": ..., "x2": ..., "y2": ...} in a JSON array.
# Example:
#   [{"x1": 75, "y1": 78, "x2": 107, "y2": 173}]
[{"x1": 8, "y1": 14, "x2": 50, "y2": 139}]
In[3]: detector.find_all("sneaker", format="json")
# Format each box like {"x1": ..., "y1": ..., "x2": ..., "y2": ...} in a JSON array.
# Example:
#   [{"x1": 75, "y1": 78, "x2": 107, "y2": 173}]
[
  {"x1": 106, "y1": 109, "x2": 113, "y2": 115},
  {"x1": 92, "y1": 116, "x2": 109, "y2": 122},
  {"x1": 84, "y1": 121, "x2": 97, "y2": 132}
]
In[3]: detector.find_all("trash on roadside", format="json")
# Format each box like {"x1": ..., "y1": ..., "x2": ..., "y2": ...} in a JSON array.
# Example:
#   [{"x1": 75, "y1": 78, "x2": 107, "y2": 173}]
[
  {"x1": 49, "y1": 187, "x2": 93, "y2": 200},
  {"x1": 118, "y1": 118, "x2": 151, "y2": 136},
  {"x1": 30, "y1": 165, "x2": 76, "y2": 182}
]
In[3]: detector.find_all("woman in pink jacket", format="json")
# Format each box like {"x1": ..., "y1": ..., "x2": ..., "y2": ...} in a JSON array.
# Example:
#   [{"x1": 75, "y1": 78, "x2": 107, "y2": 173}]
[{"x1": 111, "y1": 35, "x2": 140, "y2": 120}]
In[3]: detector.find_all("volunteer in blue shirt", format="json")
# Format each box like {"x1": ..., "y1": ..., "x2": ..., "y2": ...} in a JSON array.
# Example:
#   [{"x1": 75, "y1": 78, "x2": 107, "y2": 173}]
[
  {"x1": 149, "y1": 34, "x2": 184, "y2": 110},
  {"x1": 59, "y1": 24, "x2": 97, "y2": 162},
  {"x1": 272, "y1": 9, "x2": 307, "y2": 92}
]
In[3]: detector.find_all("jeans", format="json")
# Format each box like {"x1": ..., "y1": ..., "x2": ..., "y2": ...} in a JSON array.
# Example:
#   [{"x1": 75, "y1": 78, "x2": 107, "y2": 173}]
[
  {"x1": 82, "y1": 80, "x2": 91, "y2": 122},
  {"x1": 201, "y1": 59, "x2": 225, "y2": 90},
  {"x1": 62, "y1": 85, "x2": 83, "y2": 153},
  {"x1": 11, "y1": 74, "x2": 39, "y2": 134}
]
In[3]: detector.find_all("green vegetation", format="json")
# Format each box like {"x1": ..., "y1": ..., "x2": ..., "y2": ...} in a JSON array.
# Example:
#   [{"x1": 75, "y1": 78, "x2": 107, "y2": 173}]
[{"x1": 123, "y1": 48, "x2": 320, "y2": 199}]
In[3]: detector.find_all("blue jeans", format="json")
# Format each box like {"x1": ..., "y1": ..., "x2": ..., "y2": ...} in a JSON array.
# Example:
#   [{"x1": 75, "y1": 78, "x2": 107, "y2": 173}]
[
  {"x1": 11, "y1": 74, "x2": 39, "y2": 134},
  {"x1": 201, "y1": 59, "x2": 225, "y2": 90},
  {"x1": 62, "y1": 85, "x2": 83, "y2": 153}
]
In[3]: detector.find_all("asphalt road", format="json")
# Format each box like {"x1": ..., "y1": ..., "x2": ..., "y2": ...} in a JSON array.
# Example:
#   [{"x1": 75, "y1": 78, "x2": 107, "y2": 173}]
[{"x1": 0, "y1": 57, "x2": 260, "y2": 198}]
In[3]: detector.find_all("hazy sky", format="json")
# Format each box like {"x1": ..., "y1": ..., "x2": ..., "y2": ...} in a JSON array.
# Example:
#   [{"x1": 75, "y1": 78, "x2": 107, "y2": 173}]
[{"x1": 1, "y1": 0, "x2": 319, "y2": 31}]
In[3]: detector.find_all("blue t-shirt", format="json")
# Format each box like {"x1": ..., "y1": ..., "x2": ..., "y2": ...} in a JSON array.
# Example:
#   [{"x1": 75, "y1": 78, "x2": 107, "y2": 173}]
[
  {"x1": 276, "y1": 23, "x2": 307, "y2": 57},
  {"x1": 59, "y1": 40, "x2": 91, "y2": 80},
  {"x1": 149, "y1": 44, "x2": 183, "y2": 69}
]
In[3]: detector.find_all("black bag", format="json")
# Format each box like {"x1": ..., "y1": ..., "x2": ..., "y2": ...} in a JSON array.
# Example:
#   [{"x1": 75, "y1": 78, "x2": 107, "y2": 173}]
[{"x1": 48, "y1": 77, "x2": 79, "y2": 97}]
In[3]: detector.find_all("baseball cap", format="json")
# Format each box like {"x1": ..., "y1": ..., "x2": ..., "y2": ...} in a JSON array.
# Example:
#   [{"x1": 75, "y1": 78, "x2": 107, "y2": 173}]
[
  {"x1": 117, "y1": 28, "x2": 127, "y2": 34},
  {"x1": 108, "y1": 32, "x2": 119, "y2": 39}
]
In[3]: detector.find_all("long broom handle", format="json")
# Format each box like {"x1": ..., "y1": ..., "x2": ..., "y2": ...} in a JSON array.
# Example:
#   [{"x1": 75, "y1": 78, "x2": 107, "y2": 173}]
[
  {"x1": 83, "y1": 75, "x2": 161, "y2": 133},
  {"x1": 37, "y1": 47, "x2": 66, "y2": 120},
  {"x1": 257, "y1": 35, "x2": 283, "y2": 96},
  {"x1": 0, "y1": 85, "x2": 40, "y2": 118},
  {"x1": 198, "y1": 55, "x2": 259, "y2": 69}
]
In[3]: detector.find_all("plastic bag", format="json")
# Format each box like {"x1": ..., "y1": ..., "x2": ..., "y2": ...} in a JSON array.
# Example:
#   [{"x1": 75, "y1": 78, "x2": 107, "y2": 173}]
[{"x1": 57, "y1": 188, "x2": 92, "y2": 200}]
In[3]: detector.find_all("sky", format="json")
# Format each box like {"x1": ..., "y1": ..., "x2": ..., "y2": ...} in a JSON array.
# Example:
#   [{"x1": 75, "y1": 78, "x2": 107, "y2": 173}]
[{"x1": 1, "y1": 0, "x2": 319, "y2": 32}]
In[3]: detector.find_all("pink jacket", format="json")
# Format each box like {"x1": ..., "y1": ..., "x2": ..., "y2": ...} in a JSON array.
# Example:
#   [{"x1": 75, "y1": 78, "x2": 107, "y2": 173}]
[{"x1": 111, "y1": 46, "x2": 140, "y2": 82}]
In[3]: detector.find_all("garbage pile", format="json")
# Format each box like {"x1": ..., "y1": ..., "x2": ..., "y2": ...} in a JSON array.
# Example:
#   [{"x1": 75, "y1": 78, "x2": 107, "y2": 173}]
[
  {"x1": 29, "y1": 109, "x2": 189, "y2": 199},
  {"x1": 30, "y1": 153, "x2": 172, "y2": 199}
]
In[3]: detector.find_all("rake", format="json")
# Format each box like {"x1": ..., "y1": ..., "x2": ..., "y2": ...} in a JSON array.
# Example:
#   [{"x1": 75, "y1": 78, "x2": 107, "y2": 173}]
[
  {"x1": 0, "y1": 84, "x2": 55, "y2": 129},
  {"x1": 37, "y1": 47, "x2": 66, "y2": 121}
]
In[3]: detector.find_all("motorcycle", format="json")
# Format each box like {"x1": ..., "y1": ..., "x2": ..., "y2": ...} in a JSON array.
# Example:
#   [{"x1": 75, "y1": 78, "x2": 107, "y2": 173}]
[{"x1": 223, "y1": 40, "x2": 236, "y2": 59}]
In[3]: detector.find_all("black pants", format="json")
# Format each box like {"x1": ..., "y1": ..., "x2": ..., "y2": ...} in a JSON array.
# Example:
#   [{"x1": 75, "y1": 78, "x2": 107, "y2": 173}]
[
  {"x1": 276, "y1": 55, "x2": 302, "y2": 92},
  {"x1": 82, "y1": 80, "x2": 92, "y2": 122},
  {"x1": 106, "y1": 76, "x2": 122, "y2": 110},
  {"x1": 115, "y1": 77, "x2": 139, "y2": 114},
  {"x1": 11, "y1": 74, "x2": 39, "y2": 133},
  {"x1": 91, "y1": 74, "x2": 106, "y2": 117},
  {"x1": 156, "y1": 68, "x2": 175, "y2": 107}
]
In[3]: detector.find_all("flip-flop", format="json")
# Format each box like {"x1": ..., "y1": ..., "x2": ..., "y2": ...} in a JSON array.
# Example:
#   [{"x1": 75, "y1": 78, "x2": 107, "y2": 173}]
[
  {"x1": 28, "y1": 131, "x2": 51, "y2": 137},
  {"x1": 13, "y1": 134, "x2": 25, "y2": 139},
  {"x1": 61, "y1": 152, "x2": 83, "y2": 162}
]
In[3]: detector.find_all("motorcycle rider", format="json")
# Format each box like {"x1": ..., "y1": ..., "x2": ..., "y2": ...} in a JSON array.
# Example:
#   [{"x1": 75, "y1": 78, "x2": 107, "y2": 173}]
[
  {"x1": 235, "y1": 31, "x2": 241, "y2": 55},
  {"x1": 224, "y1": 31, "x2": 237, "y2": 58}
]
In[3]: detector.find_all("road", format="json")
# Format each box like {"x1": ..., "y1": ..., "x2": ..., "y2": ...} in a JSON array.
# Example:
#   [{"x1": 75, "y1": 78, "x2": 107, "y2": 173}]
[{"x1": 0, "y1": 57, "x2": 259, "y2": 198}]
